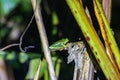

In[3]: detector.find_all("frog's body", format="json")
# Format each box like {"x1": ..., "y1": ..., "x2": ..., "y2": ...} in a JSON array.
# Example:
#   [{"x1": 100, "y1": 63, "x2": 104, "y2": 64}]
[{"x1": 49, "y1": 38, "x2": 69, "y2": 51}]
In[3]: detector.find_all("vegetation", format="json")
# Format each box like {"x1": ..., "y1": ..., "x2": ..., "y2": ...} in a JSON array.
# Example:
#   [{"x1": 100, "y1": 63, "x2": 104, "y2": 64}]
[{"x1": 0, "y1": 0, "x2": 120, "y2": 80}]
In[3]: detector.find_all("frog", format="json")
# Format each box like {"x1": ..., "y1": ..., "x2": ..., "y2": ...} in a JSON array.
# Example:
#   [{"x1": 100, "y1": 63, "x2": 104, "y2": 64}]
[{"x1": 49, "y1": 38, "x2": 69, "y2": 51}]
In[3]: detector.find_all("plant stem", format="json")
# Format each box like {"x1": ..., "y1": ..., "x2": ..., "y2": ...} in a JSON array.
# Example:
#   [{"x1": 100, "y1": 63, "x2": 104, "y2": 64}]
[
  {"x1": 31, "y1": 0, "x2": 57, "y2": 80},
  {"x1": 95, "y1": 0, "x2": 120, "y2": 70},
  {"x1": 0, "y1": 43, "x2": 19, "y2": 52},
  {"x1": 66, "y1": 0, "x2": 120, "y2": 79},
  {"x1": 93, "y1": 0, "x2": 117, "y2": 69}
]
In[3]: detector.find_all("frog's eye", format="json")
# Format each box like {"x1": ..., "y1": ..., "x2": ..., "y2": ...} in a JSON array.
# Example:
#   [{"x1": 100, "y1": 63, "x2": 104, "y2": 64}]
[{"x1": 49, "y1": 38, "x2": 69, "y2": 51}]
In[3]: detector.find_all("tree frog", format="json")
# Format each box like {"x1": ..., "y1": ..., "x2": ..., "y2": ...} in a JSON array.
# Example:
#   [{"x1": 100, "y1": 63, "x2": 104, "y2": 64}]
[{"x1": 49, "y1": 38, "x2": 69, "y2": 51}]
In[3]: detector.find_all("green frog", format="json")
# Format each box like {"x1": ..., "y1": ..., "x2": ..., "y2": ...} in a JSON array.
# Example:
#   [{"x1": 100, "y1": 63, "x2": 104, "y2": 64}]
[{"x1": 49, "y1": 38, "x2": 69, "y2": 51}]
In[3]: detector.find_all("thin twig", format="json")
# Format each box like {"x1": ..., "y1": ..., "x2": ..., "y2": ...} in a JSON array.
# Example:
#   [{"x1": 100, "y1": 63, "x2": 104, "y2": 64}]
[
  {"x1": 0, "y1": 10, "x2": 35, "y2": 52},
  {"x1": 31, "y1": 0, "x2": 57, "y2": 80},
  {"x1": 0, "y1": 43, "x2": 19, "y2": 52},
  {"x1": 19, "y1": 14, "x2": 35, "y2": 52}
]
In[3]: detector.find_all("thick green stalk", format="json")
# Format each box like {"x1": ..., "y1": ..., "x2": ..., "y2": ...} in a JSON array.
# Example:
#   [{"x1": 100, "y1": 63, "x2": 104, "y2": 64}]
[
  {"x1": 66, "y1": 0, "x2": 120, "y2": 80},
  {"x1": 95, "y1": 0, "x2": 120, "y2": 69},
  {"x1": 93, "y1": 0, "x2": 117, "y2": 70}
]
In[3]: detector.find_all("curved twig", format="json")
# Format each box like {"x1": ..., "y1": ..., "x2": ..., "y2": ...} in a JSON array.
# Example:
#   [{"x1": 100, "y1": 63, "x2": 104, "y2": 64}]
[
  {"x1": 0, "y1": 43, "x2": 19, "y2": 52},
  {"x1": 19, "y1": 14, "x2": 35, "y2": 52},
  {"x1": 0, "y1": 9, "x2": 35, "y2": 52}
]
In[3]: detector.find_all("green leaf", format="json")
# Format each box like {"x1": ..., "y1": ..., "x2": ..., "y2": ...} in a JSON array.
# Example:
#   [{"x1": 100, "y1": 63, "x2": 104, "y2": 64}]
[
  {"x1": 0, "y1": 51, "x2": 6, "y2": 60},
  {"x1": 21, "y1": 0, "x2": 32, "y2": 12},
  {"x1": 25, "y1": 59, "x2": 47, "y2": 79},
  {"x1": 19, "y1": 52, "x2": 29, "y2": 63},
  {"x1": 39, "y1": 59, "x2": 47, "y2": 78},
  {"x1": 28, "y1": 53, "x2": 41, "y2": 60},
  {"x1": 6, "y1": 52, "x2": 16, "y2": 60},
  {"x1": 52, "y1": 11, "x2": 59, "y2": 26}
]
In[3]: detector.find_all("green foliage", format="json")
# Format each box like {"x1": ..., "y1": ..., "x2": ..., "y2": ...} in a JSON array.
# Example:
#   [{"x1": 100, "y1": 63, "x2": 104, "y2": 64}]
[
  {"x1": 0, "y1": 27, "x2": 11, "y2": 40},
  {"x1": 52, "y1": 11, "x2": 59, "y2": 26},
  {"x1": 0, "y1": 0, "x2": 20, "y2": 16},
  {"x1": 25, "y1": 58, "x2": 42, "y2": 79},
  {"x1": 19, "y1": 52, "x2": 29, "y2": 63},
  {"x1": 1, "y1": 0, "x2": 120, "y2": 79},
  {"x1": 6, "y1": 51, "x2": 16, "y2": 60},
  {"x1": 0, "y1": 51, "x2": 6, "y2": 60},
  {"x1": 0, "y1": 0, "x2": 68, "y2": 80},
  {"x1": 25, "y1": 57, "x2": 61, "y2": 80},
  {"x1": 20, "y1": 0, "x2": 32, "y2": 12},
  {"x1": 0, "y1": 51, "x2": 61, "y2": 79},
  {"x1": 0, "y1": 51, "x2": 41, "y2": 63}
]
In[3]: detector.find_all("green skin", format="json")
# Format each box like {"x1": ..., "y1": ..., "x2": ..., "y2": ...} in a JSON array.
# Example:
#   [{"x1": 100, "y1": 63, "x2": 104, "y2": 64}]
[{"x1": 49, "y1": 38, "x2": 69, "y2": 51}]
